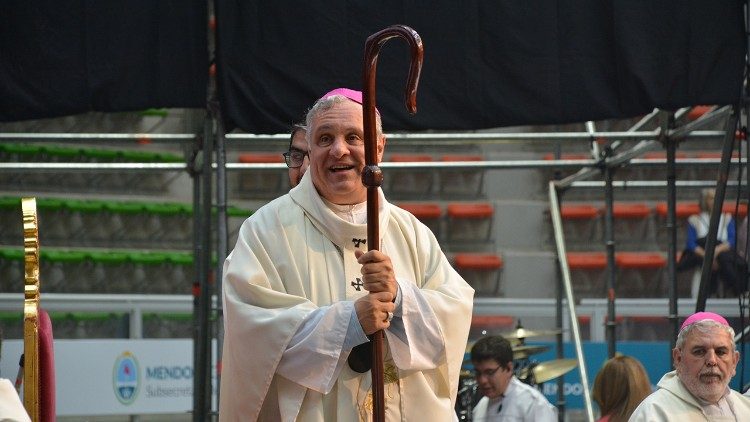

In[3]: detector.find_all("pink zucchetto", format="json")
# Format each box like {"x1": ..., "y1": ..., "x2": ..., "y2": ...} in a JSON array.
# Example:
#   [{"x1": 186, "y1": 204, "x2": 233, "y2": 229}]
[
  {"x1": 680, "y1": 311, "x2": 730, "y2": 331},
  {"x1": 320, "y1": 88, "x2": 380, "y2": 115}
]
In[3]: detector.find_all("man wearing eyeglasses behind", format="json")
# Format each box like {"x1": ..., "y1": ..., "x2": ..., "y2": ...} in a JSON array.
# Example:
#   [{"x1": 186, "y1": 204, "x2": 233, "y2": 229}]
[
  {"x1": 220, "y1": 88, "x2": 474, "y2": 421},
  {"x1": 283, "y1": 123, "x2": 309, "y2": 188},
  {"x1": 470, "y1": 336, "x2": 557, "y2": 421}
]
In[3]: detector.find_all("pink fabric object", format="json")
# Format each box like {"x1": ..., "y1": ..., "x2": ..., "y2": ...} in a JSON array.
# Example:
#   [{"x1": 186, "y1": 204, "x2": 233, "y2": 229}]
[
  {"x1": 680, "y1": 311, "x2": 729, "y2": 331},
  {"x1": 38, "y1": 308, "x2": 56, "y2": 422},
  {"x1": 320, "y1": 88, "x2": 380, "y2": 115}
]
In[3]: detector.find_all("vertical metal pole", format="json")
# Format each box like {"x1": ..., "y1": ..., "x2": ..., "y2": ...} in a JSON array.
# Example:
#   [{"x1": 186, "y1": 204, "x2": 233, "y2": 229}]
[
  {"x1": 555, "y1": 179, "x2": 566, "y2": 422},
  {"x1": 191, "y1": 136, "x2": 203, "y2": 420},
  {"x1": 604, "y1": 113, "x2": 617, "y2": 359},
  {"x1": 212, "y1": 100, "x2": 228, "y2": 417},
  {"x1": 129, "y1": 309, "x2": 142, "y2": 422},
  {"x1": 555, "y1": 200, "x2": 565, "y2": 421},
  {"x1": 202, "y1": 115, "x2": 215, "y2": 420},
  {"x1": 603, "y1": 165, "x2": 616, "y2": 358},
  {"x1": 549, "y1": 182, "x2": 595, "y2": 422},
  {"x1": 740, "y1": 0, "x2": 750, "y2": 390},
  {"x1": 555, "y1": 271, "x2": 565, "y2": 422},
  {"x1": 696, "y1": 106, "x2": 740, "y2": 311},
  {"x1": 553, "y1": 150, "x2": 565, "y2": 421},
  {"x1": 193, "y1": 114, "x2": 214, "y2": 421},
  {"x1": 658, "y1": 110, "x2": 680, "y2": 361},
  {"x1": 742, "y1": 117, "x2": 748, "y2": 391},
  {"x1": 666, "y1": 139, "x2": 679, "y2": 356}
]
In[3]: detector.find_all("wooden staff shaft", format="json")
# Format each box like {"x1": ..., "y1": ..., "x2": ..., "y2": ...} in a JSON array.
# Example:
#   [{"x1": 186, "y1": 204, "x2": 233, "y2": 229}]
[{"x1": 361, "y1": 24, "x2": 423, "y2": 422}]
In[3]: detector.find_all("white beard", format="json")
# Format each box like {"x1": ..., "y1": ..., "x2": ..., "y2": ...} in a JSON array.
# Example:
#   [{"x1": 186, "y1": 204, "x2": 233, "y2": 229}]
[{"x1": 677, "y1": 365, "x2": 727, "y2": 403}]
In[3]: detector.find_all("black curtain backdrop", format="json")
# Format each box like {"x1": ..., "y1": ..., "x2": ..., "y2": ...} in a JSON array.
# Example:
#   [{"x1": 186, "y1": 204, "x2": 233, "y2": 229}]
[
  {"x1": 216, "y1": 0, "x2": 746, "y2": 134},
  {"x1": 0, "y1": 1, "x2": 207, "y2": 122}
]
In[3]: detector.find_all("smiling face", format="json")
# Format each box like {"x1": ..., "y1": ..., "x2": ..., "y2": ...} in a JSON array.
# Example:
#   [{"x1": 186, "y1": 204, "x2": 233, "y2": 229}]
[
  {"x1": 673, "y1": 325, "x2": 739, "y2": 404},
  {"x1": 307, "y1": 99, "x2": 385, "y2": 205}
]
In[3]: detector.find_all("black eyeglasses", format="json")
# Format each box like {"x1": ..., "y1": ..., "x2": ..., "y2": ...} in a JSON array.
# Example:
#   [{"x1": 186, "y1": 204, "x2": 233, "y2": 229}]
[
  {"x1": 473, "y1": 366, "x2": 502, "y2": 379},
  {"x1": 283, "y1": 149, "x2": 308, "y2": 168}
]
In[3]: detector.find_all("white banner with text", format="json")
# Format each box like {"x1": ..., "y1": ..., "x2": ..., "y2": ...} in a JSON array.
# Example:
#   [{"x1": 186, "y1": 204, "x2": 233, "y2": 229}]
[{"x1": 0, "y1": 339, "x2": 216, "y2": 416}]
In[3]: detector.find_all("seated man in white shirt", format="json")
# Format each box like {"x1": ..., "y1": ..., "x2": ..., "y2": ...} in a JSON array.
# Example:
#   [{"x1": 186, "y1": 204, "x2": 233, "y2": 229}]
[{"x1": 470, "y1": 335, "x2": 557, "y2": 421}]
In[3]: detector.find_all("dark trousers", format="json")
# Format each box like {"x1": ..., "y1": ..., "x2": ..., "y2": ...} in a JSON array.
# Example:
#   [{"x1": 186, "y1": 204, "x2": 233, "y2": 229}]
[{"x1": 678, "y1": 248, "x2": 748, "y2": 296}]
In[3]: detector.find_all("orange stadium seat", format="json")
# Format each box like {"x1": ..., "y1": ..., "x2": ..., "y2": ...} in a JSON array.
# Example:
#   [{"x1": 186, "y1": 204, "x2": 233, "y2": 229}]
[
  {"x1": 611, "y1": 203, "x2": 651, "y2": 219},
  {"x1": 566, "y1": 252, "x2": 607, "y2": 270},
  {"x1": 397, "y1": 202, "x2": 443, "y2": 238},
  {"x1": 237, "y1": 152, "x2": 283, "y2": 164},
  {"x1": 566, "y1": 252, "x2": 607, "y2": 298},
  {"x1": 398, "y1": 202, "x2": 442, "y2": 220},
  {"x1": 642, "y1": 151, "x2": 689, "y2": 160},
  {"x1": 576, "y1": 315, "x2": 592, "y2": 340},
  {"x1": 722, "y1": 202, "x2": 747, "y2": 219},
  {"x1": 561, "y1": 204, "x2": 600, "y2": 220},
  {"x1": 655, "y1": 201, "x2": 746, "y2": 219},
  {"x1": 654, "y1": 202, "x2": 700, "y2": 219},
  {"x1": 615, "y1": 252, "x2": 667, "y2": 296},
  {"x1": 236, "y1": 153, "x2": 286, "y2": 198},
  {"x1": 653, "y1": 201, "x2": 708, "y2": 251},
  {"x1": 695, "y1": 151, "x2": 740, "y2": 160},
  {"x1": 439, "y1": 154, "x2": 485, "y2": 197},
  {"x1": 453, "y1": 253, "x2": 503, "y2": 296},
  {"x1": 387, "y1": 154, "x2": 435, "y2": 198},
  {"x1": 447, "y1": 202, "x2": 494, "y2": 242},
  {"x1": 454, "y1": 253, "x2": 503, "y2": 270},
  {"x1": 448, "y1": 203, "x2": 494, "y2": 219},
  {"x1": 687, "y1": 105, "x2": 714, "y2": 121},
  {"x1": 560, "y1": 204, "x2": 601, "y2": 246},
  {"x1": 610, "y1": 202, "x2": 653, "y2": 245},
  {"x1": 615, "y1": 252, "x2": 666, "y2": 269}
]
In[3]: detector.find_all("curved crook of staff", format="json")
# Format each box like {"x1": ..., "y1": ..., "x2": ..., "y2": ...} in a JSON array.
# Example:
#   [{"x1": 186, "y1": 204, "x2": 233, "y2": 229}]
[{"x1": 361, "y1": 24, "x2": 423, "y2": 422}]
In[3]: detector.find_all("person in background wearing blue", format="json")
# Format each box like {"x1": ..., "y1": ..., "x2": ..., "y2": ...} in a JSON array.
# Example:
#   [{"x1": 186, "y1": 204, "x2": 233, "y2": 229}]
[{"x1": 677, "y1": 188, "x2": 747, "y2": 297}]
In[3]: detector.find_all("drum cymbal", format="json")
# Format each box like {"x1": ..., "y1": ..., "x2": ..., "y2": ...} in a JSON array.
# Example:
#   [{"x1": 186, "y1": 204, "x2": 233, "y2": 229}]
[
  {"x1": 512, "y1": 345, "x2": 549, "y2": 360},
  {"x1": 466, "y1": 338, "x2": 552, "y2": 354},
  {"x1": 520, "y1": 358, "x2": 578, "y2": 383},
  {"x1": 500, "y1": 327, "x2": 562, "y2": 340}
]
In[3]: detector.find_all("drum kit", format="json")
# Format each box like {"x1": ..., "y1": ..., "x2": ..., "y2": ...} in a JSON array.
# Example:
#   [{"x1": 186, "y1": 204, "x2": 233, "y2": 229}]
[{"x1": 455, "y1": 323, "x2": 578, "y2": 421}]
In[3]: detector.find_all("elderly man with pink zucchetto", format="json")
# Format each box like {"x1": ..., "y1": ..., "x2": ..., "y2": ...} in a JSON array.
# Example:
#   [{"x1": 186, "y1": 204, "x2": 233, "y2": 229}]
[{"x1": 629, "y1": 311, "x2": 750, "y2": 421}]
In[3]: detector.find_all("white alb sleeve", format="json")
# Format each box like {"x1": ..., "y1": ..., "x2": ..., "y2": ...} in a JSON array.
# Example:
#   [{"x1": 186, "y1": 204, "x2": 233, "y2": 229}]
[
  {"x1": 385, "y1": 277, "x2": 445, "y2": 370},
  {"x1": 276, "y1": 300, "x2": 368, "y2": 394}
]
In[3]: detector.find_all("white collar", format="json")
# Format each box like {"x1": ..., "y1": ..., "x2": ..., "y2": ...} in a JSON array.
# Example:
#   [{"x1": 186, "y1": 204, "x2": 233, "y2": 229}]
[
  {"x1": 322, "y1": 197, "x2": 368, "y2": 224},
  {"x1": 289, "y1": 171, "x2": 391, "y2": 249}
]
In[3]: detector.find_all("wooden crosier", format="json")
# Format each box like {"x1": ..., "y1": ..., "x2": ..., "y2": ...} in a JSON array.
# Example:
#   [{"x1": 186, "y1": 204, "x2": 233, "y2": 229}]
[{"x1": 361, "y1": 24, "x2": 423, "y2": 422}]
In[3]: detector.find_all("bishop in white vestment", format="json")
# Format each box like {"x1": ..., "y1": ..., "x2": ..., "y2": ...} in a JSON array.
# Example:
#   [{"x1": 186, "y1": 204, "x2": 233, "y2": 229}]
[{"x1": 219, "y1": 89, "x2": 474, "y2": 421}]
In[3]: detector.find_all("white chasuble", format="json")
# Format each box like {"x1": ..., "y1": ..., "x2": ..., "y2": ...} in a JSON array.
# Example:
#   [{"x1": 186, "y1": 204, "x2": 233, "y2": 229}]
[{"x1": 219, "y1": 172, "x2": 474, "y2": 421}]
